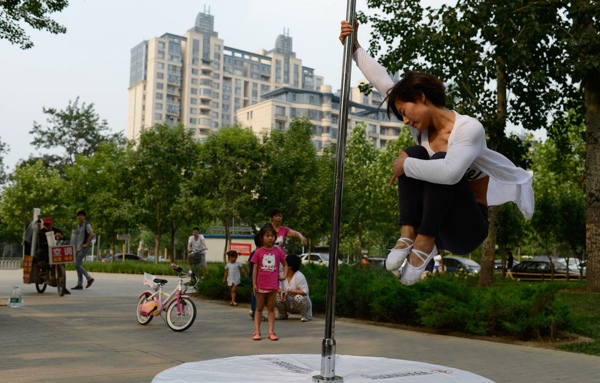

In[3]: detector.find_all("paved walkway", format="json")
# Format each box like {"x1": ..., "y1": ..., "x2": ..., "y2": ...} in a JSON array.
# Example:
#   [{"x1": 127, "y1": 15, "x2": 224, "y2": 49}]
[{"x1": 0, "y1": 269, "x2": 598, "y2": 382}]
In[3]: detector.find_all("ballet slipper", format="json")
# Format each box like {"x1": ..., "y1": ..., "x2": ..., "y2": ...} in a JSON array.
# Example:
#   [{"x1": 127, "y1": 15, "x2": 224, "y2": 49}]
[
  {"x1": 386, "y1": 237, "x2": 414, "y2": 271},
  {"x1": 400, "y1": 245, "x2": 437, "y2": 286}
]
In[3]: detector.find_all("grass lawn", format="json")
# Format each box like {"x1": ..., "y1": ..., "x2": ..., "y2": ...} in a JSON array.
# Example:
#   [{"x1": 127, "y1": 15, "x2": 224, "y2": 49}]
[{"x1": 556, "y1": 287, "x2": 600, "y2": 355}]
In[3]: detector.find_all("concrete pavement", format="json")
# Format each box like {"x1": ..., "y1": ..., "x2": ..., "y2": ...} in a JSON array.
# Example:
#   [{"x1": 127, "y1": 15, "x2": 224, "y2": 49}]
[{"x1": 0, "y1": 269, "x2": 598, "y2": 383}]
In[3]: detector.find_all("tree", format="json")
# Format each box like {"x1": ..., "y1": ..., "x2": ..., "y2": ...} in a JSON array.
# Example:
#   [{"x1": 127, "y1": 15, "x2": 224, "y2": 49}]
[
  {"x1": 0, "y1": 160, "x2": 68, "y2": 242},
  {"x1": 65, "y1": 142, "x2": 134, "y2": 258},
  {"x1": 187, "y1": 125, "x2": 263, "y2": 261},
  {"x1": 340, "y1": 123, "x2": 380, "y2": 257},
  {"x1": 0, "y1": 138, "x2": 8, "y2": 184},
  {"x1": 131, "y1": 124, "x2": 198, "y2": 262},
  {"x1": 257, "y1": 118, "x2": 322, "y2": 251},
  {"x1": 530, "y1": 109, "x2": 586, "y2": 262},
  {"x1": 29, "y1": 98, "x2": 125, "y2": 173},
  {"x1": 0, "y1": 0, "x2": 69, "y2": 49},
  {"x1": 358, "y1": 0, "x2": 561, "y2": 286}
]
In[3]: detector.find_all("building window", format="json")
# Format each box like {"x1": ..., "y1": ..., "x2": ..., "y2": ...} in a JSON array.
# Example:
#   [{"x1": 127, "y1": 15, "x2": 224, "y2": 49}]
[
  {"x1": 156, "y1": 93, "x2": 163, "y2": 100},
  {"x1": 190, "y1": 98, "x2": 197, "y2": 105},
  {"x1": 247, "y1": 111, "x2": 253, "y2": 119},
  {"x1": 275, "y1": 105, "x2": 286, "y2": 117},
  {"x1": 155, "y1": 103, "x2": 163, "y2": 110},
  {"x1": 156, "y1": 83, "x2": 164, "y2": 90},
  {"x1": 156, "y1": 72, "x2": 164, "y2": 79},
  {"x1": 155, "y1": 113, "x2": 162, "y2": 120}
]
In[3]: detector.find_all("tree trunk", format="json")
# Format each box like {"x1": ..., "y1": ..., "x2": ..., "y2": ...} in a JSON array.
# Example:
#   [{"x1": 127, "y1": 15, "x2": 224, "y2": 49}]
[
  {"x1": 479, "y1": 206, "x2": 498, "y2": 287},
  {"x1": 154, "y1": 202, "x2": 161, "y2": 257},
  {"x1": 223, "y1": 218, "x2": 230, "y2": 263},
  {"x1": 478, "y1": 50, "x2": 508, "y2": 287},
  {"x1": 584, "y1": 71, "x2": 600, "y2": 292}
]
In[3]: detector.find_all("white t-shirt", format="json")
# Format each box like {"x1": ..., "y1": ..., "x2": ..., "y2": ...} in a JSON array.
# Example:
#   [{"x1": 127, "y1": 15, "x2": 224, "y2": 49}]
[
  {"x1": 188, "y1": 235, "x2": 205, "y2": 252},
  {"x1": 280, "y1": 271, "x2": 312, "y2": 317}
]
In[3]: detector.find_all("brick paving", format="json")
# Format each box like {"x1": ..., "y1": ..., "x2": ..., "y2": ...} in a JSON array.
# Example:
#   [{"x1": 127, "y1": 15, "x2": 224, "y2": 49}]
[{"x1": 0, "y1": 269, "x2": 598, "y2": 382}]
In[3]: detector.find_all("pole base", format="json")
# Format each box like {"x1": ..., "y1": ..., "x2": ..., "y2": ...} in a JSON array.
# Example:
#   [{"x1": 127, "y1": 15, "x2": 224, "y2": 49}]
[{"x1": 312, "y1": 375, "x2": 344, "y2": 382}]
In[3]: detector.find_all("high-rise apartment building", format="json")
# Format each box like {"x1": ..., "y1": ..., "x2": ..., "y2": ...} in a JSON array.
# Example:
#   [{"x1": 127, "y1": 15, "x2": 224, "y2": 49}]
[
  {"x1": 128, "y1": 11, "x2": 324, "y2": 141},
  {"x1": 127, "y1": 10, "x2": 403, "y2": 149}
]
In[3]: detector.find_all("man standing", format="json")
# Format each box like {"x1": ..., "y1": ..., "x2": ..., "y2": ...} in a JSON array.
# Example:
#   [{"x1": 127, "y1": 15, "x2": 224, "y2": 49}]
[
  {"x1": 72, "y1": 210, "x2": 95, "y2": 290},
  {"x1": 187, "y1": 227, "x2": 208, "y2": 279}
]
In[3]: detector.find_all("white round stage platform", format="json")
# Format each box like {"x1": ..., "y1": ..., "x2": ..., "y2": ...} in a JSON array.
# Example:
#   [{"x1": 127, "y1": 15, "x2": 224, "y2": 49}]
[{"x1": 152, "y1": 354, "x2": 494, "y2": 382}]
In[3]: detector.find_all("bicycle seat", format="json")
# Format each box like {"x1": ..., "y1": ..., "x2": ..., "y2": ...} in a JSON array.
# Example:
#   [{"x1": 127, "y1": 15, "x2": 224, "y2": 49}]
[{"x1": 153, "y1": 278, "x2": 168, "y2": 285}]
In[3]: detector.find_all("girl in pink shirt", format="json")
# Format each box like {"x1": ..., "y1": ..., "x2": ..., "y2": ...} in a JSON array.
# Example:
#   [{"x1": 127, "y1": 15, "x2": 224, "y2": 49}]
[{"x1": 251, "y1": 225, "x2": 288, "y2": 341}]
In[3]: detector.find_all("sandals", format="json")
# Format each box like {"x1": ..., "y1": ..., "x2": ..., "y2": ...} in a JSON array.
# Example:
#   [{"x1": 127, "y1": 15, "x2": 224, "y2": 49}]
[
  {"x1": 252, "y1": 332, "x2": 261, "y2": 341},
  {"x1": 268, "y1": 332, "x2": 278, "y2": 341},
  {"x1": 386, "y1": 237, "x2": 414, "y2": 271},
  {"x1": 400, "y1": 245, "x2": 437, "y2": 286}
]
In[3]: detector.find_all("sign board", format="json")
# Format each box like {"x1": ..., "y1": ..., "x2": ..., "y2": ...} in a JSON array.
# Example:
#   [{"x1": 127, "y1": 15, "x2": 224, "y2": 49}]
[
  {"x1": 230, "y1": 242, "x2": 252, "y2": 257},
  {"x1": 117, "y1": 234, "x2": 131, "y2": 241},
  {"x1": 49, "y1": 245, "x2": 76, "y2": 264}
]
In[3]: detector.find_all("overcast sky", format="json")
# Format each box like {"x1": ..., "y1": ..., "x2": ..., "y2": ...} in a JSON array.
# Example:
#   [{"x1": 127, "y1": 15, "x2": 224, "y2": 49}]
[{"x1": 0, "y1": 0, "x2": 450, "y2": 171}]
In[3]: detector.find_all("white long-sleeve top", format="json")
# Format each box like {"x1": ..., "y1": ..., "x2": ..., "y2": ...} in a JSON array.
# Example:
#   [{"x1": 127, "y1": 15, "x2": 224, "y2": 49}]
[{"x1": 353, "y1": 47, "x2": 534, "y2": 219}]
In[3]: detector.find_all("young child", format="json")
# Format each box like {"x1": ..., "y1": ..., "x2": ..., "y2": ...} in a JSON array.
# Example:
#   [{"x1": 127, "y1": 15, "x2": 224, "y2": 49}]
[
  {"x1": 251, "y1": 225, "x2": 288, "y2": 341},
  {"x1": 222, "y1": 250, "x2": 247, "y2": 306},
  {"x1": 247, "y1": 233, "x2": 267, "y2": 322}
]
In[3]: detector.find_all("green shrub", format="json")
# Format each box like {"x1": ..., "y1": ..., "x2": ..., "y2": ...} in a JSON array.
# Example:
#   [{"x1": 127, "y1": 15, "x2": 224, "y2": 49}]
[{"x1": 81, "y1": 259, "x2": 573, "y2": 339}]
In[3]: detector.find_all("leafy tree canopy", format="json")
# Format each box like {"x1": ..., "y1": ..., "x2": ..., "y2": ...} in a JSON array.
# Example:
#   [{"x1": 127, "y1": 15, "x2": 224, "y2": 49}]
[
  {"x1": 0, "y1": 137, "x2": 8, "y2": 184},
  {"x1": 28, "y1": 97, "x2": 125, "y2": 172},
  {"x1": 0, "y1": 0, "x2": 69, "y2": 49}
]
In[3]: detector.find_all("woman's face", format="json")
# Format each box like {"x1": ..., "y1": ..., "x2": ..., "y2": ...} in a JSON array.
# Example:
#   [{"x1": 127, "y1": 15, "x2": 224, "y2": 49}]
[
  {"x1": 394, "y1": 99, "x2": 430, "y2": 131},
  {"x1": 271, "y1": 213, "x2": 283, "y2": 225}
]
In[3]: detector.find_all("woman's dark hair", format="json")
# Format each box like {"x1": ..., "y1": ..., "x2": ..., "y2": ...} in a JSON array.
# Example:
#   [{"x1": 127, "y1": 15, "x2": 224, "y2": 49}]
[
  {"x1": 385, "y1": 71, "x2": 446, "y2": 120},
  {"x1": 286, "y1": 254, "x2": 301, "y2": 272},
  {"x1": 270, "y1": 207, "x2": 283, "y2": 218}
]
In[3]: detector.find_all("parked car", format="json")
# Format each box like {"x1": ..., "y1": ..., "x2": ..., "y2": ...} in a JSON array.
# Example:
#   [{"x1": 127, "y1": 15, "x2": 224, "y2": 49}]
[
  {"x1": 102, "y1": 253, "x2": 142, "y2": 262},
  {"x1": 441, "y1": 256, "x2": 481, "y2": 274},
  {"x1": 145, "y1": 255, "x2": 167, "y2": 263},
  {"x1": 509, "y1": 260, "x2": 583, "y2": 281},
  {"x1": 85, "y1": 254, "x2": 100, "y2": 262},
  {"x1": 532, "y1": 255, "x2": 586, "y2": 277},
  {"x1": 299, "y1": 253, "x2": 342, "y2": 267},
  {"x1": 424, "y1": 256, "x2": 481, "y2": 275},
  {"x1": 494, "y1": 259, "x2": 520, "y2": 271}
]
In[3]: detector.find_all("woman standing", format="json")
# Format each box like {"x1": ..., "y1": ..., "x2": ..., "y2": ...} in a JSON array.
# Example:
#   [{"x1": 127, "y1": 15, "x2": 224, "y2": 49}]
[
  {"x1": 270, "y1": 208, "x2": 307, "y2": 249},
  {"x1": 339, "y1": 21, "x2": 533, "y2": 285}
]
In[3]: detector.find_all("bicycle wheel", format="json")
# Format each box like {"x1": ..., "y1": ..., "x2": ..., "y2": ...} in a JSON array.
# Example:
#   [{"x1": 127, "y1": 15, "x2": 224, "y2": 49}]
[
  {"x1": 166, "y1": 297, "x2": 196, "y2": 332},
  {"x1": 136, "y1": 293, "x2": 155, "y2": 325},
  {"x1": 35, "y1": 265, "x2": 47, "y2": 293},
  {"x1": 35, "y1": 280, "x2": 47, "y2": 293},
  {"x1": 56, "y1": 264, "x2": 66, "y2": 297}
]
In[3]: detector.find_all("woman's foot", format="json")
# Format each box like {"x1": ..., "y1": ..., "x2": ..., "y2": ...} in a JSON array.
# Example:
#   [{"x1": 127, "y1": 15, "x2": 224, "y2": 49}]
[
  {"x1": 268, "y1": 332, "x2": 278, "y2": 341},
  {"x1": 400, "y1": 245, "x2": 437, "y2": 286},
  {"x1": 386, "y1": 237, "x2": 414, "y2": 271},
  {"x1": 252, "y1": 332, "x2": 261, "y2": 340}
]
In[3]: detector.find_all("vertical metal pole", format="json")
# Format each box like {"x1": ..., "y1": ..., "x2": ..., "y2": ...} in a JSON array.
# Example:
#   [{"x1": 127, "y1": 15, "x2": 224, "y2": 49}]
[{"x1": 313, "y1": 2, "x2": 356, "y2": 382}]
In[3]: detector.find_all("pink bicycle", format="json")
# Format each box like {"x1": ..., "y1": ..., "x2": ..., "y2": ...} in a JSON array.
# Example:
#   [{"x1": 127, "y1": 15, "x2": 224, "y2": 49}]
[{"x1": 136, "y1": 263, "x2": 197, "y2": 331}]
